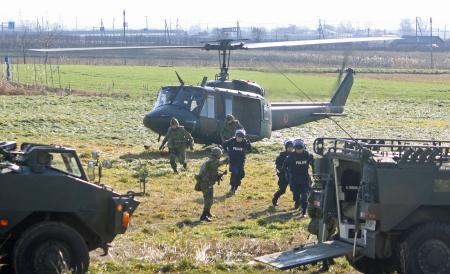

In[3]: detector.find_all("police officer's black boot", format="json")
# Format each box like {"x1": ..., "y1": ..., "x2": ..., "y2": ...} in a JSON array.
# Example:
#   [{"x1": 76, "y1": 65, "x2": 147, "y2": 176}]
[
  {"x1": 200, "y1": 211, "x2": 212, "y2": 222},
  {"x1": 272, "y1": 194, "x2": 279, "y2": 207},
  {"x1": 319, "y1": 260, "x2": 330, "y2": 272},
  {"x1": 171, "y1": 162, "x2": 178, "y2": 173},
  {"x1": 206, "y1": 210, "x2": 216, "y2": 218},
  {"x1": 182, "y1": 162, "x2": 187, "y2": 169}
]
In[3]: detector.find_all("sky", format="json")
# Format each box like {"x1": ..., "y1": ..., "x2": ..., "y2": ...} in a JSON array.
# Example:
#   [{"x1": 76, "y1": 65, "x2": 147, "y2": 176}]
[{"x1": 1, "y1": 0, "x2": 450, "y2": 31}]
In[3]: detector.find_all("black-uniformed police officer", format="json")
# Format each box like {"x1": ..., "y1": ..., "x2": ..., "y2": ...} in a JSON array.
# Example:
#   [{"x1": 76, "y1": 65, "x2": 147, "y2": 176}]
[
  {"x1": 222, "y1": 129, "x2": 252, "y2": 194},
  {"x1": 271, "y1": 139, "x2": 294, "y2": 207},
  {"x1": 283, "y1": 139, "x2": 314, "y2": 216}
]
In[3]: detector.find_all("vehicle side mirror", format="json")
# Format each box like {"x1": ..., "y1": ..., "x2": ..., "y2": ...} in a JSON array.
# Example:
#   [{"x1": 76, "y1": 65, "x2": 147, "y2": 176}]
[{"x1": 87, "y1": 151, "x2": 102, "y2": 184}]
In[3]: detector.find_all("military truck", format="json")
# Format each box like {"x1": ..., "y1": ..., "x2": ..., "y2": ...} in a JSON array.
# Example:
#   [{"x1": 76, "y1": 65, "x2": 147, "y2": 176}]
[
  {"x1": 0, "y1": 141, "x2": 140, "y2": 274},
  {"x1": 256, "y1": 137, "x2": 450, "y2": 274}
]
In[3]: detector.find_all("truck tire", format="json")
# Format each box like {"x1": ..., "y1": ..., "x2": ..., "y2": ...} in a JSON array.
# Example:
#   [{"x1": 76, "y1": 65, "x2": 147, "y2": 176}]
[
  {"x1": 399, "y1": 222, "x2": 450, "y2": 274},
  {"x1": 346, "y1": 255, "x2": 397, "y2": 274},
  {"x1": 13, "y1": 221, "x2": 89, "y2": 274}
]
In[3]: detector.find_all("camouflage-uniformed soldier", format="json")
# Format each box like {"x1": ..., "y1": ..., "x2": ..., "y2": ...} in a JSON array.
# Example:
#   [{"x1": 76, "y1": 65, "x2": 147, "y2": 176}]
[
  {"x1": 196, "y1": 147, "x2": 228, "y2": 222},
  {"x1": 220, "y1": 114, "x2": 243, "y2": 143},
  {"x1": 159, "y1": 117, "x2": 194, "y2": 173}
]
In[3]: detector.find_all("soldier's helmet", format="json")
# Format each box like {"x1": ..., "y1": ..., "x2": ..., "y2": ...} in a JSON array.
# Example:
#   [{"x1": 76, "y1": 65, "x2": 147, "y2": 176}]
[
  {"x1": 170, "y1": 117, "x2": 179, "y2": 126},
  {"x1": 235, "y1": 129, "x2": 246, "y2": 138},
  {"x1": 226, "y1": 114, "x2": 235, "y2": 121},
  {"x1": 284, "y1": 139, "x2": 294, "y2": 149},
  {"x1": 293, "y1": 139, "x2": 306, "y2": 149},
  {"x1": 210, "y1": 147, "x2": 222, "y2": 158}
]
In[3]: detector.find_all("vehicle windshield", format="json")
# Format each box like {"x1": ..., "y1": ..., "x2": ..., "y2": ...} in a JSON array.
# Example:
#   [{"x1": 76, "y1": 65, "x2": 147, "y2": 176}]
[
  {"x1": 48, "y1": 152, "x2": 83, "y2": 177},
  {"x1": 154, "y1": 87, "x2": 179, "y2": 109},
  {"x1": 173, "y1": 87, "x2": 205, "y2": 113}
]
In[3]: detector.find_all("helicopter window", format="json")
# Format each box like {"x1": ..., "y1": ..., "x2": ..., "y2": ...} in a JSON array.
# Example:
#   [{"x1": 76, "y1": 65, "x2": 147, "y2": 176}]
[
  {"x1": 200, "y1": 95, "x2": 215, "y2": 118},
  {"x1": 154, "y1": 87, "x2": 179, "y2": 108},
  {"x1": 190, "y1": 93, "x2": 204, "y2": 113},
  {"x1": 173, "y1": 88, "x2": 204, "y2": 111},
  {"x1": 263, "y1": 103, "x2": 270, "y2": 121},
  {"x1": 225, "y1": 98, "x2": 233, "y2": 116}
]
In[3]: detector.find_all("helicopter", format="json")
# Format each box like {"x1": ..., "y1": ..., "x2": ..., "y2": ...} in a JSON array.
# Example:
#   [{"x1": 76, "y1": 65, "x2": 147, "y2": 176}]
[{"x1": 30, "y1": 36, "x2": 399, "y2": 144}]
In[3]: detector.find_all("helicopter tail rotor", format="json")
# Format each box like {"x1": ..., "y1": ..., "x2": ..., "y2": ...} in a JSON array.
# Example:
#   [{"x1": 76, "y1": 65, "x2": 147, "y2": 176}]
[{"x1": 330, "y1": 53, "x2": 350, "y2": 96}]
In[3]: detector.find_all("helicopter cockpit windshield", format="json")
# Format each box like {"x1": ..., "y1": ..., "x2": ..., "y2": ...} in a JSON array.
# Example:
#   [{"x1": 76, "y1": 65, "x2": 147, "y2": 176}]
[
  {"x1": 154, "y1": 87, "x2": 204, "y2": 114},
  {"x1": 154, "y1": 87, "x2": 179, "y2": 109},
  {"x1": 172, "y1": 87, "x2": 205, "y2": 114}
]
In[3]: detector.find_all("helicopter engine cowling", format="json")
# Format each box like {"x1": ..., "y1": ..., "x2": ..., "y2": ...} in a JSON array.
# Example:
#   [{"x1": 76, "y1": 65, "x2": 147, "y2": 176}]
[{"x1": 205, "y1": 79, "x2": 265, "y2": 96}]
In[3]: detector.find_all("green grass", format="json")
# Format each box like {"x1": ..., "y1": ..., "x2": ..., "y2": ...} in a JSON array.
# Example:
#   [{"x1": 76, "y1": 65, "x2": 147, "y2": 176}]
[
  {"x1": 1, "y1": 65, "x2": 449, "y2": 273},
  {"x1": 10, "y1": 64, "x2": 450, "y2": 101}
]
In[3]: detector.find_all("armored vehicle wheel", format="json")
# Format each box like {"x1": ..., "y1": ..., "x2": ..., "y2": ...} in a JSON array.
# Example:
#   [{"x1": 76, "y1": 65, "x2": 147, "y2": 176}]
[
  {"x1": 13, "y1": 221, "x2": 89, "y2": 274},
  {"x1": 346, "y1": 255, "x2": 397, "y2": 274},
  {"x1": 400, "y1": 222, "x2": 450, "y2": 274}
]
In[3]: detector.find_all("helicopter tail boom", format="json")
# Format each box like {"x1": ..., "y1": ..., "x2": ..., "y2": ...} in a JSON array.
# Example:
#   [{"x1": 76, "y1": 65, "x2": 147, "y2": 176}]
[{"x1": 270, "y1": 68, "x2": 354, "y2": 131}]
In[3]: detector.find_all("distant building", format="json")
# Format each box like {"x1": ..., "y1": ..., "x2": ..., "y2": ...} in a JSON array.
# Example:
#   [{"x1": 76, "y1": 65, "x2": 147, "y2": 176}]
[{"x1": 391, "y1": 35, "x2": 445, "y2": 49}]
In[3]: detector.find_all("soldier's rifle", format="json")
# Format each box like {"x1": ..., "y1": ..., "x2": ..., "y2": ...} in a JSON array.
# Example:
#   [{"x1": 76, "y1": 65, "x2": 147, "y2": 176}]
[{"x1": 216, "y1": 170, "x2": 228, "y2": 185}]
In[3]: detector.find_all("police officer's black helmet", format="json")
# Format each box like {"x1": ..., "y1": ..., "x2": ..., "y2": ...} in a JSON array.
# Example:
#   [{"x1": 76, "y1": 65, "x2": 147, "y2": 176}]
[
  {"x1": 235, "y1": 129, "x2": 246, "y2": 138},
  {"x1": 284, "y1": 139, "x2": 294, "y2": 149},
  {"x1": 293, "y1": 139, "x2": 306, "y2": 149}
]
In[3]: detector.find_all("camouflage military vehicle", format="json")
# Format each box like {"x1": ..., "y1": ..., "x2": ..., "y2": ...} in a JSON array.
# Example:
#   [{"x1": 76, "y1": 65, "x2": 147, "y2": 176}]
[
  {"x1": 0, "y1": 141, "x2": 140, "y2": 274},
  {"x1": 257, "y1": 137, "x2": 450, "y2": 274}
]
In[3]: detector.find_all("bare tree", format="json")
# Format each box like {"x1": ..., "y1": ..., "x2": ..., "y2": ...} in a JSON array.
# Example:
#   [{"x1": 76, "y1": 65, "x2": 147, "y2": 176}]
[
  {"x1": 400, "y1": 18, "x2": 414, "y2": 35},
  {"x1": 251, "y1": 27, "x2": 266, "y2": 42}
]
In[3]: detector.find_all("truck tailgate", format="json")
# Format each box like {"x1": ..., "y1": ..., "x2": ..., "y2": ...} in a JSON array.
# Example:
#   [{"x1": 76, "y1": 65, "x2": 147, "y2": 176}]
[{"x1": 255, "y1": 240, "x2": 359, "y2": 269}]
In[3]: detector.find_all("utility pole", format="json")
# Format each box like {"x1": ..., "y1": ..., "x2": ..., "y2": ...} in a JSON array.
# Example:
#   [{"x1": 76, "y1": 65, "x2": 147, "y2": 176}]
[
  {"x1": 318, "y1": 19, "x2": 325, "y2": 39},
  {"x1": 164, "y1": 19, "x2": 171, "y2": 44},
  {"x1": 123, "y1": 9, "x2": 126, "y2": 45},
  {"x1": 237, "y1": 21, "x2": 241, "y2": 40},
  {"x1": 430, "y1": 17, "x2": 434, "y2": 69},
  {"x1": 445, "y1": 25, "x2": 447, "y2": 40},
  {"x1": 415, "y1": 17, "x2": 423, "y2": 44}
]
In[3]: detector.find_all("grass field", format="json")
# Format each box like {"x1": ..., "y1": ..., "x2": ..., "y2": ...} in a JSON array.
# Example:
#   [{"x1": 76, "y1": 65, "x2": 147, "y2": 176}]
[{"x1": 0, "y1": 65, "x2": 449, "y2": 273}]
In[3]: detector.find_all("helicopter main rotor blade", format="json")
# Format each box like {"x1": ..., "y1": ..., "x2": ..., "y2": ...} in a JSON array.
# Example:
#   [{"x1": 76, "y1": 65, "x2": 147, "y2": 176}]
[
  {"x1": 28, "y1": 45, "x2": 204, "y2": 53},
  {"x1": 244, "y1": 36, "x2": 400, "y2": 49}
]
